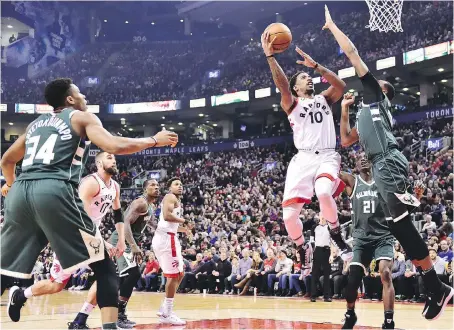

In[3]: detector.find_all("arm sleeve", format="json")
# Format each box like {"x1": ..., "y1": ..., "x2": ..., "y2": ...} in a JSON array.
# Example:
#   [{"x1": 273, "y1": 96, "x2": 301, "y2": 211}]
[{"x1": 360, "y1": 71, "x2": 385, "y2": 104}]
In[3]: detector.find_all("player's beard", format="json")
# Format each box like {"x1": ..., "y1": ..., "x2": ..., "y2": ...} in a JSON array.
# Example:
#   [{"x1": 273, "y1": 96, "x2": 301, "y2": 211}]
[{"x1": 104, "y1": 165, "x2": 118, "y2": 176}]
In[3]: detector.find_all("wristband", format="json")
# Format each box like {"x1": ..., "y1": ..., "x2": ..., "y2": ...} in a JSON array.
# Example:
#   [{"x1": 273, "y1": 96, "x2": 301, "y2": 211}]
[
  {"x1": 150, "y1": 136, "x2": 158, "y2": 147},
  {"x1": 266, "y1": 54, "x2": 274, "y2": 58}
]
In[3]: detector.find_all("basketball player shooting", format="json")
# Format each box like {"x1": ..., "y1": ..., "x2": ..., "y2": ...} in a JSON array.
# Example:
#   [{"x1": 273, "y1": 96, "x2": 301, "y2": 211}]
[
  {"x1": 261, "y1": 31, "x2": 352, "y2": 261},
  {"x1": 0, "y1": 78, "x2": 178, "y2": 330},
  {"x1": 323, "y1": 5, "x2": 454, "y2": 321},
  {"x1": 6, "y1": 152, "x2": 127, "y2": 328},
  {"x1": 152, "y1": 177, "x2": 190, "y2": 326}
]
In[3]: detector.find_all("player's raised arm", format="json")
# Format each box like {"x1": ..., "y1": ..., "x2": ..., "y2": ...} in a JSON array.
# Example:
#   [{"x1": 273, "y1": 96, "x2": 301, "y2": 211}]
[
  {"x1": 72, "y1": 111, "x2": 178, "y2": 155},
  {"x1": 340, "y1": 93, "x2": 359, "y2": 147},
  {"x1": 261, "y1": 31, "x2": 295, "y2": 114},
  {"x1": 322, "y1": 5, "x2": 369, "y2": 78},
  {"x1": 295, "y1": 47, "x2": 345, "y2": 105},
  {"x1": 1, "y1": 134, "x2": 26, "y2": 196},
  {"x1": 162, "y1": 194, "x2": 185, "y2": 224},
  {"x1": 338, "y1": 171, "x2": 356, "y2": 197}
]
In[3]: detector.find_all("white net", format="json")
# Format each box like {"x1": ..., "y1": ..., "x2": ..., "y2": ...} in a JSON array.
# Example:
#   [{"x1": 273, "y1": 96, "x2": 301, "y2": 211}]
[{"x1": 365, "y1": 0, "x2": 404, "y2": 33}]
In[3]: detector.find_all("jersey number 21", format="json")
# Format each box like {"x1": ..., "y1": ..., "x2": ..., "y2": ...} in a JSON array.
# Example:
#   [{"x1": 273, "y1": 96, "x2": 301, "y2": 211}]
[{"x1": 363, "y1": 200, "x2": 376, "y2": 214}]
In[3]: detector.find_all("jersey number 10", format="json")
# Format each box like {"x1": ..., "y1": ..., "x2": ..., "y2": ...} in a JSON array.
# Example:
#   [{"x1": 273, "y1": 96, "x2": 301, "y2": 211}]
[
  {"x1": 308, "y1": 111, "x2": 323, "y2": 124},
  {"x1": 363, "y1": 200, "x2": 376, "y2": 214}
]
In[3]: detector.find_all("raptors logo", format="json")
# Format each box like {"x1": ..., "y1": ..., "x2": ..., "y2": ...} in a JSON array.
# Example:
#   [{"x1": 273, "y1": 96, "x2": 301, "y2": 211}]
[
  {"x1": 89, "y1": 239, "x2": 101, "y2": 255},
  {"x1": 172, "y1": 259, "x2": 179, "y2": 268},
  {"x1": 53, "y1": 262, "x2": 61, "y2": 274}
]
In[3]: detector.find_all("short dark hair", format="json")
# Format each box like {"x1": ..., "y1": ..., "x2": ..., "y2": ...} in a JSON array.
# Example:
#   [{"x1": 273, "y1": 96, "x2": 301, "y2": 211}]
[
  {"x1": 95, "y1": 151, "x2": 106, "y2": 161},
  {"x1": 44, "y1": 78, "x2": 73, "y2": 109},
  {"x1": 383, "y1": 81, "x2": 395, "y2": 101},
  {"x1": 289, "y1": 72, "x2": 303, "y2": 97},
  {"x1": 142, "y1": 179, "x2": 156, "y2": 190},
  {"x1": 167, "y1": 176, "x2": 181, "y2": 188}
]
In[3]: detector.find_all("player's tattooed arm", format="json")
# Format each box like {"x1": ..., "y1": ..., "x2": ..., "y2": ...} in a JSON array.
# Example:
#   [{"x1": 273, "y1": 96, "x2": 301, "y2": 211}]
[
  {"x1": 163, "y1": 194, "x2": 185, "y2": 224},
  {"x1": 322, "y1": 5, "x2": 369, "y2": 78},
  {"x1": 261, "y1": 31, "x2": 294, "y2": 113},
  {"x1": 1, "y1": 134, "x2": 26, "y2": 195},
  {"x1": 340, "y1": 93, "x2": 359, "y2": 147},
  {"x1": 124, "y1": 198, "x2": 148, "y2": 248},
  {"x1": 339, "y1": 172, "x2": 356, "y2": 197}
]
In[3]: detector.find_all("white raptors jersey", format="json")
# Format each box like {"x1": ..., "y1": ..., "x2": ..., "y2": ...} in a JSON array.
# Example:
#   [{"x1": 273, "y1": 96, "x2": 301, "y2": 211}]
[
  {"x1": 84, "y1": 173, "x2": 117, "y2": 227},
  {"x1": 157, "y1": 197, "x2": 182, "y2": 234},
  {"x1": 288, "y1": 95, "x2": 336, "y2": 150}
]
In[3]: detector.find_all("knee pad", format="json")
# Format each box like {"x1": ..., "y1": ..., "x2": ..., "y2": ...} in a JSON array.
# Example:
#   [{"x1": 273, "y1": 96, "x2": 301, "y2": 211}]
[
  {"x1": 90, "y1": 253, "x2": 118, "y2": 308},
  {"x1": 315, "y1": 177, "x2": 335, "y2": 200},
  {"x1": 283, "y1": 204, "x2": 304, "y2": 245},
  {"x1": 120, "y1": 266, "x2": 140, "y2": 298},
  {"x1": 344, "y1": 265, "x2": 364, "y2": 303},
  {"x1": 388, "y1": 216, "x2": 428, "y2": 260}
]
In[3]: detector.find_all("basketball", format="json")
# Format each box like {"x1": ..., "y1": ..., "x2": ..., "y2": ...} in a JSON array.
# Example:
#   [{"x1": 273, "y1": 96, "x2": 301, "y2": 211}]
[{"x1": 265, "y1": 23, "x2": 292, "y2": 53}]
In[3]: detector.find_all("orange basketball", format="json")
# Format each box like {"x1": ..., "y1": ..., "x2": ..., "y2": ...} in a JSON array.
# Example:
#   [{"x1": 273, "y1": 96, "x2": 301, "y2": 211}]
[{"x1": 265, "y1": 23, "x2": 292, "y2": 53}]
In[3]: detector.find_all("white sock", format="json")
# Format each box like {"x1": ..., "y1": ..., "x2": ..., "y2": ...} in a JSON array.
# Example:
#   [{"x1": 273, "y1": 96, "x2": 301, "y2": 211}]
[
  {"x1": 163, "y1": 297, "x2": 174, "y2": 316},
  {"x1": 24, "y1": 287, "x2": 33, "y2": 299},
  {"x1": 80, "y1": 302, "x2": 95, "y2": 315},
  {"x1": 315, "y1": 177, "x2": 339, "y2": 228}
]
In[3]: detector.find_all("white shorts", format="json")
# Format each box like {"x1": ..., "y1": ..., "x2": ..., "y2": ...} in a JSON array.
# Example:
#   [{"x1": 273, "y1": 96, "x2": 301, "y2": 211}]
[
  {"x1": 283, "y1": 150, "x2": 341, "y2": 206},
  {"x1": 152, "y1": 231, "x2": 184, "y2": 278},
  {"x1": 50, "y1": 253, "x2": 72, "y2": 285}
]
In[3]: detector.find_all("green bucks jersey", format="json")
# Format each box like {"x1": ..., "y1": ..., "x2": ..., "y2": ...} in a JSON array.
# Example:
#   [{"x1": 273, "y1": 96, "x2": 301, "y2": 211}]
[
  {"x1": 355, "y1": 96, "x2": 399, "y2": 161},
  {"x1": 18, "y1": 108, "x2": 91, "y2": 185},
  {"x1": 350, "y1": 175, "x2": 392, "y2": 243}
]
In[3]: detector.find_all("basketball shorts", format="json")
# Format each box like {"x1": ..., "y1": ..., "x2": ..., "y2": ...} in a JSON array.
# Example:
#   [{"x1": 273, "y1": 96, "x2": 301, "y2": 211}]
[
  {"x1": 109, "y1": 234, "x2": 138, "y2": 278},
  {"x1": 350, "y1": 237, "x2": 394, "y2": 273},
  {"x1": 0, "y1": 179, "x2": 105, "y2": 279},
  {"x1": 50, "y1": 253, "x2": 72, "y2": 285},
  {"x1": 372, "y1": 149, "x2": 420, "y2": 222},
  {"x1": 152, "y1": 231, "x2": 184, "y2": 278},
  {"x1": 283, "y1": 150, "x2": 341, "y2": 206}
]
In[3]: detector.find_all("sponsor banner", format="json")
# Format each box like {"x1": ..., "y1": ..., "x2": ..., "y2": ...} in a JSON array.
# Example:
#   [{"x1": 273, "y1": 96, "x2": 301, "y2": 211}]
[
  {"x1": 126, "y1": 135, "x2": 293, "y2": 158},
  {"x1": 15, "y1": 103, "x2": 99, "y2": 113},
  {"x1": 190, "y1": 98, "x2": 206, "y2": 108},
  {"x1": 338, "y1": 66, "x2": 355, "y2": 79},
  {"x1": 394, "y1": 107, "x2": 453, "y2": 124},
  {"x1": 403, "y1": 48, "x2": 424, "y2": 65},
  {"x1": 255, "y1": 87, "x2": 271, "y2": 99},
  {"x1": 0, "y1": 104, "x2": 7, "y2": 112},
  {"x1": 376, "y1": 56, "x2": 396, "y2": 70},
  {"x1": 211, "y1": 90, "x2": 249, "y2": 107},
  {"x1": 424, "y1": 42, "x2": 449, "y2": 60},
  {"x1": 109, "y1": 100, "x2": 181, "y2": 114},
  {"x1": 426, "y1": 138, "x2": 443, "y2": 151}
]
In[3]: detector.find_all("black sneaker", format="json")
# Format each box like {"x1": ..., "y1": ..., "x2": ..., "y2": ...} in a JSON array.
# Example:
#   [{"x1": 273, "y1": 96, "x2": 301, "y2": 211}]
[
  {"x1": 67, "y1": 321, "x2": 90, "y2": 329},
  {"x1": 422, "y1": 283, "x2": 454, "y2": 321},
  {"x1": 117, "y1": 318, "x2": 134, "y2": 329},
  {"x1": 341, "y1": 311, "x2": 357, "y2": 329},
  {"x1": 382, "y1": 320, "x2": 395, "y2": 329},
  {"x1": 119, "y1": 312, "x2": 136, "y2": 326},
  {"x1": 329, "y1": 228, "x2": 352, "y2": 262},
  {"x1": 7, "y1": 286, "x2": 26, "y2": 322}
]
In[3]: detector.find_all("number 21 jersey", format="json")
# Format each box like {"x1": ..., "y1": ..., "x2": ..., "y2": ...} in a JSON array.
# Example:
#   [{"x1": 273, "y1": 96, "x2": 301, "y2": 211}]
[{"x1": 288, "y1": 95, "x2": 336, "y2": 150}]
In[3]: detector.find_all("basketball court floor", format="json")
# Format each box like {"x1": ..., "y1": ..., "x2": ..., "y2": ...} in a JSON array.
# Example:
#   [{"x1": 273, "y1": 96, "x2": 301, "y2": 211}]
[{"x1": 1, "y1": 290, "x2": 453, "y2": 329}]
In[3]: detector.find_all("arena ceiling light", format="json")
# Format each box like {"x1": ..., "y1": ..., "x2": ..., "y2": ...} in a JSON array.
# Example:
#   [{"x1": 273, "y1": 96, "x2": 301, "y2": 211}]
[
  {"x1": 206, "y1": 120, "x2": 210, "y2": 123},
  {"x1": 151, "y1": 22, "x2": 155, "y2": 25},
  {"x1": 438, "y1": 68, "x2": 444, "y2": 72},
  {"x1": 7, "y1": 25, "x2": 13, "y2": 28},
  {"x1": 416, "y1": 92, "x2": 421, "y2": 95},
  {"x1": 180, "y1": 19, "x2": 184, "y2": 22},
  {"x1": 8, "y1": 122, "x2": 13, "y2": 125},
  {"x1": 120, "y1": 118, "x2": 125, "y2": 120},
  {"x1": 125, "y1": 21, "x2": 129, "y2": 24},
  {"x1": 128, "y1": 128, "x2": 133, "y2": 131},
  {"x1": 213, "y1": 123, "x2": 218, "y2": 127},
  {"x1": 403, "y1": 87, "x2": 409, "y2": 91},
  {"x1": 162, "y1": 116, "x2": 165, "y2": 119},
  {"x1": 104, "y1": 19, "x2": 107, "y2": 23},
  {"x1": 161, "y1": 123, "x2": 165, "y2": 126},
  {"x1": 170, "y1": 127, "x2": 175, "y2": 130},
  {"x1": 441, "y1": 79, "x2": 448, "y2": 83},
  {"x1": 178, "y1": 122, "x2": 183, "y2": 125},
  {"x1": 199, "y1": 113, "x2": 204, "y2": 117}
]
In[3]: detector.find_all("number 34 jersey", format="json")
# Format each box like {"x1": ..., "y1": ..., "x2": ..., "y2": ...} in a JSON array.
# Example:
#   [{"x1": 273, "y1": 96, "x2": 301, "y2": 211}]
[
  {"x1": 350, "y1": 175, "x2": 393, "y2": 244},
  {"x1": 288, "y1": 95, "x2": 336, "y2": 150},
  {"x1": 18, "y1": 108, "x2": 91, "y2": 186}
]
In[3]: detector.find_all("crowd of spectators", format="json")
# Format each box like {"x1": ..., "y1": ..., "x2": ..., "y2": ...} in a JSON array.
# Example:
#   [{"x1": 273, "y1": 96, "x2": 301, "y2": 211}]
[
  {"x1": 16, "y1": 117, "x2": 452, "y2": 304},
  {"x1": 2, "y1": 1, "x2": 452, "y2": 104}
]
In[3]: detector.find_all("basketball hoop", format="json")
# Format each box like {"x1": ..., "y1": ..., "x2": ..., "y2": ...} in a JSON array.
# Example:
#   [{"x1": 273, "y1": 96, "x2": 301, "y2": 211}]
[{"x1": 365, "y1": 0, "x2": 404, "y2": 33}]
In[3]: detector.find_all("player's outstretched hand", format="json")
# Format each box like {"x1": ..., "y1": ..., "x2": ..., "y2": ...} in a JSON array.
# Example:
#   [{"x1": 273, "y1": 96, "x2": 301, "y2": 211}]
[
  {"x1": 261, "y1": 31, "x2": 276, "y2": 57},
  {"x1": 153, "y1": 129, "x2": 178, "y2": 147},
  {"x1": 341, "y1": 92, "x2": 355, "y2": 108},
  {"x1": 116, "y1": 240, "x2": 126, "y2": 258},
  {"x1": 322, "y1": 5, "x2": 334, "y2": 30},
  {"x1": 131, "y1": 244, "x2": 142, "y2": 263},
  {"x1": 295, "y1": 47, "x2": 317, "y2": 68},
  {"x1": 105, "y1": 241, "x2": 117, "y2": 259},
  {"x1": 1, "y1": 183, "x2": 11, "y2": 197}
]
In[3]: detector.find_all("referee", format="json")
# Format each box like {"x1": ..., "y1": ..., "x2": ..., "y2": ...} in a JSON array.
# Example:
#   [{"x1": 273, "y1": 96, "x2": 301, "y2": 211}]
[{"x1": 310, "y1": 217, "x2": 332, "y2": 302}]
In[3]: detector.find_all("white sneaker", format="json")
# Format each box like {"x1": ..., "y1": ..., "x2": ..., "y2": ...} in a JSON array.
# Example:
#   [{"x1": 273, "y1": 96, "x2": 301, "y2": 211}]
[
  {"x1": 159, "y1": 313, "x2": 186, "y2": 326},
  {"x1": 68, "y1": 286, "x2": 75, "y2": 290},
  {"x1": 156, "y1": 306, "x2": 164, "y2": 317}
]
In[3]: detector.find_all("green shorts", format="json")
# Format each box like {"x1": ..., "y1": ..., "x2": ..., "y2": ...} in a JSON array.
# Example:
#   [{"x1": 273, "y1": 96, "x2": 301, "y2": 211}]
[
  {"x1": 0, "y1": 179, "x2": 105, "y2": 279},
  {"x1": 351, "y1": 237, "x2": 394, "y2": 273},
  {"x1": 109, "y1": 233, "x2": 137, "y2": 277},
  {"x1": 372, "y1": 149, "x2": 418, "y2": 222}
]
